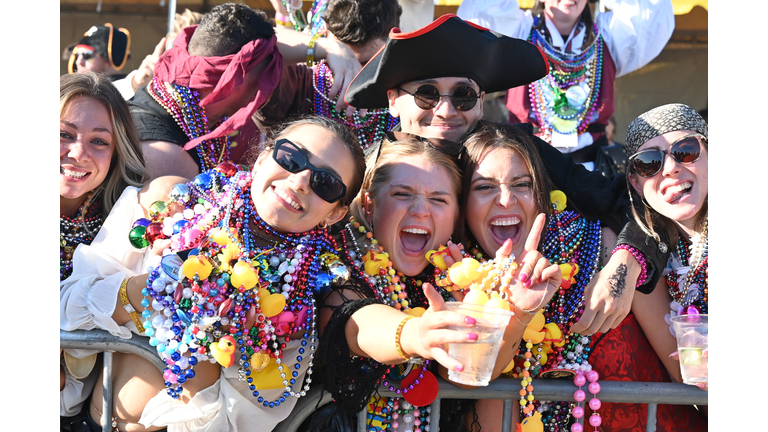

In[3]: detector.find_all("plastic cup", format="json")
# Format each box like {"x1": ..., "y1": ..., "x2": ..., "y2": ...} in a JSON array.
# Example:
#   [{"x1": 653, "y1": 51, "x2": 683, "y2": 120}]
[
  {"x1": 445, "y1": 302, "x2": 514, "y2": 386},
  {"x1": 670, "y1": 314, "x2": 708, "y2": 385}
]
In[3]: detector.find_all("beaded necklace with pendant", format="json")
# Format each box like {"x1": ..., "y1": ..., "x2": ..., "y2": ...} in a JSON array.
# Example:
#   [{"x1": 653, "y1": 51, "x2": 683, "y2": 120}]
[
  {"x1": 138, "y1": 167, "x2": 348, "y2": 406},
  {"x1": 666, "y1": 219, "x2": 708, "y2": 314},
  {"x1": 313, "y1": 61, "x2": 399, "y2": 150},
  {"x1": 60, "y1": 191, "x2": 103, "y2": 281},
  {"x1": 148, "y1": 77, "x2": 231, "y2": 172},
  {"x1": 528, "y1": 20, "x2": 603, "y2": 143}
]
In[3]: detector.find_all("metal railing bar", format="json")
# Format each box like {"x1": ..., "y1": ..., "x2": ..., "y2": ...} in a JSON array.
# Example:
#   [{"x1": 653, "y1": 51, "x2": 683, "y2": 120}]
[
  {"x1": 60, "y1": 329, "x2": 165, "y2": 372},
  {"x1": 646, "y1": 403, "x2": 658, "y2": 432},
  {"x1": 102, "y1": 351, "x2": 113, "y2": 432}
]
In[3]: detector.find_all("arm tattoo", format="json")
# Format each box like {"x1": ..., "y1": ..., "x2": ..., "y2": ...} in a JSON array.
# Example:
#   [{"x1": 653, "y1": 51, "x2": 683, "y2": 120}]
[{"x1": 608, "y1": 264, "x2": 628, "y2": 299}]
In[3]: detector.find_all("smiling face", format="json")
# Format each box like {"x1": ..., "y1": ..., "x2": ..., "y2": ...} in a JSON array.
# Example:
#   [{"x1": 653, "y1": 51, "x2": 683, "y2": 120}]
[
  {"x1": 466, "y1": 147, "x2": 539, "y2": 259},
  {"x1": 387, "y1": 77, "x2": 485, "y2": 143},
  {"x1": 629, "y1": 130, "x2": 708, "y2": 234},
  {"x1": 364, "y1": 154, "x2": 459, "y2": 276},
  {"x1": 250, "y1": 124, "x2": 355, "y2": 233},
  {"x1": 60, "y1": 96, "x2": 116, "y2": 216}
]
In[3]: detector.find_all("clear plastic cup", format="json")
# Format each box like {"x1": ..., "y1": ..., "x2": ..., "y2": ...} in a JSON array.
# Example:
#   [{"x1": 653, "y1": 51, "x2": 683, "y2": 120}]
[
  {"x1": 670, "y1": 314, "x2": 708, "y2": 385},
  {"x1": 445, "y1": 302, "x2": 514, "y2": 386}
]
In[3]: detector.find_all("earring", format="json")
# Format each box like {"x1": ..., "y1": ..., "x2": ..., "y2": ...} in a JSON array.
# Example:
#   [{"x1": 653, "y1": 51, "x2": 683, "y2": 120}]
[{"x1": 318, "y1": 220, "x2": 329, "y2": 230}]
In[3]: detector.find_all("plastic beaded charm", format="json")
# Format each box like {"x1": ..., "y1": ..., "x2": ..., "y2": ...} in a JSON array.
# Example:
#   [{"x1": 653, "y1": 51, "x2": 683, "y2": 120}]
[{"x1": 135, "y1": 164, "x2": 350, "y2": 405}]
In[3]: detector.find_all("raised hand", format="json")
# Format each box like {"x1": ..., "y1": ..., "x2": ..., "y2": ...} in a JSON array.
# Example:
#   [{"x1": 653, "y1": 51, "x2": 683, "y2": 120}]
[{"x1": 499, "y1": 213, "x2": 560, "y2": 320}]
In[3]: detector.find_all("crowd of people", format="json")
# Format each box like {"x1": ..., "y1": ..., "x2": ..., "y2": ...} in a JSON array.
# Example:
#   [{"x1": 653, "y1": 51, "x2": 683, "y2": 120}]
[{"x1": 60, "y1": 1, "x2": 708, "y2": 431}]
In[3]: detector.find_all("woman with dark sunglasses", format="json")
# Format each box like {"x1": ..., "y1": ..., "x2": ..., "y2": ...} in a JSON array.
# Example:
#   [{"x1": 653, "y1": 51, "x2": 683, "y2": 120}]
[
  {"x1": 455, "y1": 123, "x2": 707, "y2": 432},
  {"x1": 316, "y1": 134, "x2": 561, "y2": 432},
  {"x1": 60, "y1": 116, "x2": 368, "y2": 431},
  {"x1": 624, "y1": 104, "x2": 709, "y2": 399}
]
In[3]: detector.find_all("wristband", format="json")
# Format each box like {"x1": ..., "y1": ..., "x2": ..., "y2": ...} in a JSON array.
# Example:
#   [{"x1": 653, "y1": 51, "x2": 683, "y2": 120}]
[
  {"x1": 120, "y1": 277, "x2": 145, "y2": 333},
  {"x1": 612, "y1": 244, "x2": 648, "y2": 288},
  {"x1": 395, "y1": 316, "x2": 415, "y2": 361},
  {"x1": 274, "y1": 12, "x2": 291, "y2": 27},
  {"x1": 306, "y1": 34, "x2": 321, "y2": 66}
]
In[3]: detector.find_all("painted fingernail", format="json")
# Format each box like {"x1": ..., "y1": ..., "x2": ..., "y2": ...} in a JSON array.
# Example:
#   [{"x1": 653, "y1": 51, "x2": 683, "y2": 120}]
[
  {"x1": 464, "y1": 316, "x2": 476, "y2": 325},
  {"x1": 519, "y1": 273, "x2": 528, "y2": 283},
  {"x1": 455, "y1": 364, "x2": 464, "y2": 372},
  {"x1": 467, "y1": 332, "x2": 478, "y2": 341},
  {"x1": 669, "y1": 351, "x2": 678, "y2": 358},
  {"x1": 524, "y1": 279, "x2": 532, "y2": 288}
]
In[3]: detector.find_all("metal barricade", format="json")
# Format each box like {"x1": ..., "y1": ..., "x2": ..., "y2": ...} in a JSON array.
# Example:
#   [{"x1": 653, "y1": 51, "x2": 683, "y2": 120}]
[
  {"x1": 274, "y1": 373, "x2": 708, "y2": 432},
  {"x1": 60, "y1": 329, "x2": 165, "y2": 432},
  {"x1": 62, "y1": 330, "x2": 707, "y2": 432}
]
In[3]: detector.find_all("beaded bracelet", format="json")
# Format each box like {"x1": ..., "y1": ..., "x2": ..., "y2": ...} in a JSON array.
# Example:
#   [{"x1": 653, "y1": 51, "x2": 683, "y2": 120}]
[
  {"x1": 120, "y1": 277, "x2": 145, "y2": 333},
  {"x1": 395, "y1": 315, "x2": 415, "y2": 361},
  {"x1": 274, "y1": 12, "x2": 292, "y2": 27},
  {"x1": 612, "y1": 244, "x2": 648, "y2": 288},
  {"x1": 306, "y1": 34, "x2": 321, "y2": 66}
]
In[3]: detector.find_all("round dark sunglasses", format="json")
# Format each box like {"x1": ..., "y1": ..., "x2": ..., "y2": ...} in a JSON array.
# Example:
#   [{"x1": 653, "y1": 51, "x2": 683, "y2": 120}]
[
  {"x1": 75, "y1": 51, "x2": 95, "y2": 61},
  {"x1": 629, "y1": 133, "x2": 706, "y2": 178},
  {"x1": 272, "y1": 138, "x2": 347, "y2": 204},
  {"x1": 398, "y1": 84, "x2": 481, "y2": 112}
]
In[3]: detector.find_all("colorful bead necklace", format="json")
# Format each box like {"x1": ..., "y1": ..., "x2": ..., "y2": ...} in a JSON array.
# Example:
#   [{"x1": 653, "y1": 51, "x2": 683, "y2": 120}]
[
  {"x1": 148, "y1": 77, "x2": 231, "y2": 172},
  {"x1": 306, "y1": 0, "x2": 329, "y2": 36},
  {"x1": 667, "y1": 219, "x2": 708, "y2": 314},
  {"x1": 528, "y1": 19, "x2": 603, "y2": 143},
  {"x1": 313, "y1": 61, "x2": 399, "y2": 150},
  {"x1": 60, "y1": 191, "x2": 103, "y2": 281},
  {"x1": 512, "y1": 203, "x2": 602, "y2": 431},
  {"x1": 340, "y1": 216, "x2": 446, "y2": 431},
  {"x1": 136, "y1": 165, "x2": 348, "y2": 406}
]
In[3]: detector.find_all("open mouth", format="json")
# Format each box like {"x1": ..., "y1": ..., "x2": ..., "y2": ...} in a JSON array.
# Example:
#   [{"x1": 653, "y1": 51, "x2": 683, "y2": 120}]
[
  {"x1": 61, "y1": 167, "x2": 90, "y2": 180},
  {"x1": 399, "y1": 227, "x2": 431, "y2": 254},
  {"x1": 662, "y1": 181, "x2": 693, "y2": 203},
  {"x1": 273, "y1": 186, "x2": 304, "y2": 212},
  {"x1": 489, "y1": 217, "x2": 521, "y2": 245}
]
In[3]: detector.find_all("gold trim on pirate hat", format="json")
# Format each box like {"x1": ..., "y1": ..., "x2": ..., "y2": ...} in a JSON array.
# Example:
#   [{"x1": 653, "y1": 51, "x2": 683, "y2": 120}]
[{"x1": 68, "y1": 23, "x2": 131, "y2": 74}]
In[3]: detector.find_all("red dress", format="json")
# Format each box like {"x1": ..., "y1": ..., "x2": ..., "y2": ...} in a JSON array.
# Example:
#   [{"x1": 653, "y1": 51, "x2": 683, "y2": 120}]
[{"x1": 587, "y1": 313, "x2": 708, "y2": 431}]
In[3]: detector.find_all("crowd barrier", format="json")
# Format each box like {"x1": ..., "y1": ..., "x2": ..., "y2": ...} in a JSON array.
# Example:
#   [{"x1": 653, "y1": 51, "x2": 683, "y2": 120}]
[{"x1": 61, "y1": 330, "x2": 707, "y2": 432}]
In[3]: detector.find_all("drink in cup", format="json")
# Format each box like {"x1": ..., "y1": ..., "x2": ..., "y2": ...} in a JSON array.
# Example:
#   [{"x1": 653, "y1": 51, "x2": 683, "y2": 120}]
[
  {"x1": 445, "y1": 302, "x2": 513, "y2": 386},
  {"x1": 670, "y1": 314, "x2": 708, "y2": 385}
]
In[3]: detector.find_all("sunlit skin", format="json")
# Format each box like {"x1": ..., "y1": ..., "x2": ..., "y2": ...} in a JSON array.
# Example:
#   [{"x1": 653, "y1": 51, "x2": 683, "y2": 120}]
[
  {"x1": 543, "y1": 0, "x2": 590, "y2": 36},
  {"x1": 60, "y1": 97, "x2": 115, "y2": 217},
  {"x1": 466, "y1": 147, "x2": 539, "y2": 260},
  {"x1": 251, "y1": 124, "x2": 355, "y2": 234},
  {"x1": 629, "y1": 130, "x2": 708, "y2": 236},
  {"x1": 328, "y1": 32, "x2": 385, "y2": 65},
  {"x1": 363, "y1": 155, "x2": 459, "y2": 276},
  {"x1": 74, "y1": 49, "x2": 119, "y2": 75},
  {"x1": 387, "y1": 77, "x2": 485, "y2": 143}
]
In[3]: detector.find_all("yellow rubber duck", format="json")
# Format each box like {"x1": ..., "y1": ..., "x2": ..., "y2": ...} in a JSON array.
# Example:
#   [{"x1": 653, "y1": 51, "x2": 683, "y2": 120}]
[
  {"x1": 517, "y1": 411, "x2": 543, "y2": 432},
  {"x1": 209, "y1": 335, "x2": 236, "y2": 368}
]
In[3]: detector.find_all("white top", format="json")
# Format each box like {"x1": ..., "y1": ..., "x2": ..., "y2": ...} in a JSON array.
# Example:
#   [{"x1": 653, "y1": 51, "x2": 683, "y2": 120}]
[
  {"x1": 60, "y1": 186, "x2": 310, "y2": 431},
  {"x1": 398, "y1": 0, "x2": 436, "y2": 33},
  {"x1": 112, "y1": 70, "x2": 138, "y2": 100},
  {"x1": 456, "y1": 0, "x2": 675, "y2": 77}
]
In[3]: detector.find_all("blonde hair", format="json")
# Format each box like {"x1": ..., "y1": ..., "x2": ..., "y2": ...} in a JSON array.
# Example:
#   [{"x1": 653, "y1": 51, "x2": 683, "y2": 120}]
[
  {"x1": 349, "y1": 137, "x2": 463, "y2": 232},
  {"x1": 60, "y1": 72, "x2": 150, "y2": 217}
]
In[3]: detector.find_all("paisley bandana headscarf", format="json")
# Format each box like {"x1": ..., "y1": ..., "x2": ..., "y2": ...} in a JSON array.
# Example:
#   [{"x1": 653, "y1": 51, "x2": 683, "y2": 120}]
[{"x1": 625, "y1": 103, "x2": 708, "y2": 156}]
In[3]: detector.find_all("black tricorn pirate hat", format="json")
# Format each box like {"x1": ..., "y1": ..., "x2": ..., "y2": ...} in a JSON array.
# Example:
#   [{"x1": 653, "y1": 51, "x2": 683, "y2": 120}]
[
  {"x1": 68, "y1": 23, "x2": 131, "y2": 74},
  {"x1": 344, "y1": 14, "x2": 549, "y2": 109}
]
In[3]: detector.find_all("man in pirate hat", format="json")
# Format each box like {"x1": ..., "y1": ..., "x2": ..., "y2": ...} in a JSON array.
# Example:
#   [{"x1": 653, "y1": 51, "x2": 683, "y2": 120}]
[
  {"x1": 68, "y1": 24, "x2": 131, "y2": 79},
  {"x1": 344, "y1": 14, "x2": 668, "y2": 336}
]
